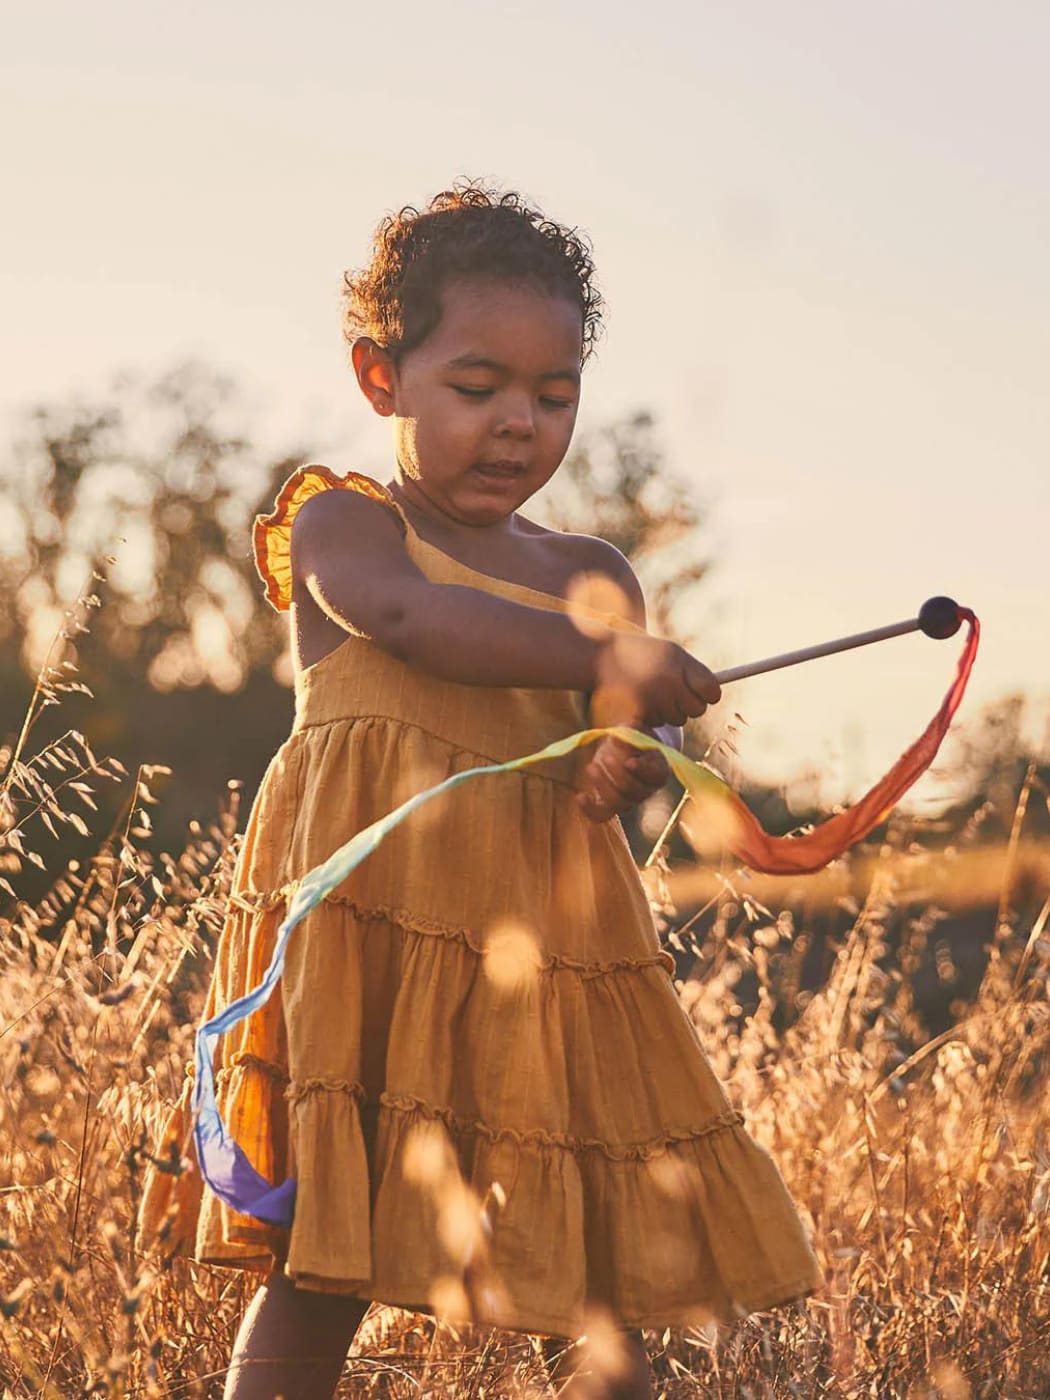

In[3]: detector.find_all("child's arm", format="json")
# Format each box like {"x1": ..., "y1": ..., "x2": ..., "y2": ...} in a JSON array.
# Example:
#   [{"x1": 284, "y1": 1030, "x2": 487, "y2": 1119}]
[
  {"x1": 574, "y1": 543, "x2": 683, "y2": 822},
  {"x1": 582, "y1": 540, "x2": 684, "y2": 752},
  {"x1": 291, "y1": 490, "x2": 719, "y2": 723}
]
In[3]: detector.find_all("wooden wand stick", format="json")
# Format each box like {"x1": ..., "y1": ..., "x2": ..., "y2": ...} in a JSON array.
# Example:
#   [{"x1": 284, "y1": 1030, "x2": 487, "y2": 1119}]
[{"x1": 713, "y1": 595, "x2": 963, "y2": 686}]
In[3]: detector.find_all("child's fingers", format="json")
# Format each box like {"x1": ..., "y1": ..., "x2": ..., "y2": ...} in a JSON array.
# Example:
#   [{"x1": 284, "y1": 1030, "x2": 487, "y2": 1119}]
[
  {"x1": 585, "y1": 751, "x2": 663, "y2": 809},
  {"x1": 591, "y1": 744, "x2": 663, "y2": 788},
  {"x1": 575, "y1": 769, "x2": 625, "y2": 821},
  {"x1": 576, "y1": 789, "x2": 616, "y2": 823},
  {"x1": 625, "y1": 750, "x2": 670, "y2": 783},
  {"x1": 574, "y1": 736, "x2": 670, "y2": 824},
  {"x1": 604, "y1": 735, "x2": 670, "y2": 784}
]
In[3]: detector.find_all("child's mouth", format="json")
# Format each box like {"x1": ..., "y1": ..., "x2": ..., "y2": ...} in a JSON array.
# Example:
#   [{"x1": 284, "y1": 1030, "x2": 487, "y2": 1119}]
[{"x1": 473, "y1": 462, "x2": 525, "y2": 485}]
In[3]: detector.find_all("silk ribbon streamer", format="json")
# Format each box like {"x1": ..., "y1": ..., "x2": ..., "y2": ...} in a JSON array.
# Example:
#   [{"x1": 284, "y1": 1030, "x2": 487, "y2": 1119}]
[{"x1": 193, "y1": 610, "x2": 979, "y2": 1226}]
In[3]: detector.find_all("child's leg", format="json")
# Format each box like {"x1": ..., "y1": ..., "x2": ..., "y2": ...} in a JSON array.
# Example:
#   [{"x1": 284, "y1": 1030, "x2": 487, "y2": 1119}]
[
  {"x1": 542, "y1": 1329, "x2": 652, "y2": 1399},
  {"x1": 223, "y1": 1268, "x2": 370, "y2": 1400}
]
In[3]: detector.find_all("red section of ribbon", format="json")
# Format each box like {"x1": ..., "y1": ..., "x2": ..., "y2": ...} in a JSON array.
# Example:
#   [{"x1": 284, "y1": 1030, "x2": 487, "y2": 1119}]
[{"x1": 719, "y1": 609, "x2": 980, "y2": 875}]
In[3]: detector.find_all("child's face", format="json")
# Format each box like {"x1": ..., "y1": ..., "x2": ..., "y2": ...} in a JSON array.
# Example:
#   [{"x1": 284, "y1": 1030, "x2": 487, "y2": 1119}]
[{"x1": 358, "y1": 277, "x2": 584, "y2": 526}]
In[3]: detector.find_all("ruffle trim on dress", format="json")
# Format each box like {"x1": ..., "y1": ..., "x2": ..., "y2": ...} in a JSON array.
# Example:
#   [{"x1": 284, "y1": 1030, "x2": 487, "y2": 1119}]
[
  {"x1": 287, "y1": 1079, "x2": 746, "y2": 1163},
  {"x1": 226, "y1": 886, "x2": 676, "y2": 979},
  {"x1": 170, "y1": 1058, "x2": 741, "y2": 1167},
  {"x1": 253, "y1": 464, "x2": 409, "y2": 613},
  {"x1": 291, "y1": 710, "x2": 567, "y2": 778},
  {"x1": 286, "y1": 1076, "x2": 366, "y2": 1107},
  {"x1": 215, "y1": 1049, "x2": 290, "y2": 1090}
]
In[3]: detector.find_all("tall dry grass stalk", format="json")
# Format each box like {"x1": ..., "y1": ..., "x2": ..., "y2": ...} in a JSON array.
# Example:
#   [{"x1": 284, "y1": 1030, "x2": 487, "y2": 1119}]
[{"x1": 0, "y1": 581, "x2": 1047, "y2": 1397}]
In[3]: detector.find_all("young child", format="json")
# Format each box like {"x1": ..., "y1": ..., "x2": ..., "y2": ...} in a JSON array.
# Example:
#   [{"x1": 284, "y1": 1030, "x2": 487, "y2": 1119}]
[{"x1": 140, "y1": 182, "x2": 822, "y2": 1399}]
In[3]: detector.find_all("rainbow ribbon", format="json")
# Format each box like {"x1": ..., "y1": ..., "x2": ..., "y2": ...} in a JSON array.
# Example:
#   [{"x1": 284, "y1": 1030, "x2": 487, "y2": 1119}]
[{"x1": 194, "y1": 613, "x2": 979, "y2": 1225}]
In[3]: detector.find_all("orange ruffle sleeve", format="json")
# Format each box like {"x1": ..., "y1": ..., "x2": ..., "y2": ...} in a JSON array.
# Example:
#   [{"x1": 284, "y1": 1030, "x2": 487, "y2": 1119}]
[{"x1": 252, "y1": 464, "x2": 408, "y2": 613}]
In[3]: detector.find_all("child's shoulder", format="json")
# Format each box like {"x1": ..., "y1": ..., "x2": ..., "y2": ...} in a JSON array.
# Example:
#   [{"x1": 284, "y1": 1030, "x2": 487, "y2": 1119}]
[{"x1": 516, "y1": 514, "x2": 646, "y2": 627}]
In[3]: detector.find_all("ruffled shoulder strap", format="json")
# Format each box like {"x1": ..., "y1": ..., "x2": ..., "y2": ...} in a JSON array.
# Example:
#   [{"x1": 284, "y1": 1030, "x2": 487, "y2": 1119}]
[{"x1": 252, "y1": 464, "x2": 409, "y2": 613}]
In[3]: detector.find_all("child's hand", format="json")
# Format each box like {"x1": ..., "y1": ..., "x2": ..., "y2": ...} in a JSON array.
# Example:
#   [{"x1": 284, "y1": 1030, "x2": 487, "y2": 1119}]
[
  {"x1": 593, "y1": 635, "x2": 719, "y2": 729},
  {"x1": 575, "y1": 733, "x2": 671, "y2": 823}
]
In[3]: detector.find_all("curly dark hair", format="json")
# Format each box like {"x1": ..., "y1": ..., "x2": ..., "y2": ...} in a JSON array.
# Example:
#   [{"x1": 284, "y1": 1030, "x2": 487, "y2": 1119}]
[{"x1": 340, "y1": 180, "x2": 604, "y2": 367}]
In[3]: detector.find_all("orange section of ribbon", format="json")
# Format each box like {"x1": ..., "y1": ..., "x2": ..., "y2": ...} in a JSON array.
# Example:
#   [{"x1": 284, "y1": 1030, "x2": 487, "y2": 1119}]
[{"x1": 672, "y1": 609, "x2": 980, "y2": 874}]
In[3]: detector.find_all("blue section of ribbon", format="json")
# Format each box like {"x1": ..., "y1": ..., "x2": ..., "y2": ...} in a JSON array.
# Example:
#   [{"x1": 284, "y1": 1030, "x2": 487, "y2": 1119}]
[{"x1": 193, "y1": 725, "x2": 695, "y2": 1225}]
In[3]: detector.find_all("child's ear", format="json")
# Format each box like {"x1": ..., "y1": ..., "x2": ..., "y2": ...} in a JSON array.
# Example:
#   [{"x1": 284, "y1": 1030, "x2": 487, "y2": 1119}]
[{"x1": 351, "y1": 337, "x2": 398, "y2": 417}]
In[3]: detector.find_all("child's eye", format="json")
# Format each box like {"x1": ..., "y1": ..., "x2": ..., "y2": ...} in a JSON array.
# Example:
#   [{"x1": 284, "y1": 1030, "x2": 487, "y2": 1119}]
[
  {"x1": 452, "y1": 386, "x2": 492, "y2": 398},
  {"x1": 541, "y1": 397, "x2": 575, "y2": 410}
]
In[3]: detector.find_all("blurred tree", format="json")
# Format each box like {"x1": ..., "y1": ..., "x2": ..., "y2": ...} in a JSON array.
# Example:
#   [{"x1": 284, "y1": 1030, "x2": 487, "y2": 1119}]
[
  {"x1": 1, "y1": 360, "x2": 305, "y2": 690},
  {"x1": 946, "y1": 694, "x2": 1049, "y2": 840},
  {"x1": 0, "y1": 361, "x2": 312, "y2": 873},
  {"x1": 530, "y1": 408, "x2": 711, "y2": 648}
]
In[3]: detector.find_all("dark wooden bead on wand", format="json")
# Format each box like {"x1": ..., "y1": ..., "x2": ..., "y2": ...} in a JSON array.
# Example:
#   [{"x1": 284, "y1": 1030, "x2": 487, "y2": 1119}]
[{"x1": 918, "y1": 595, "x2": 962, "y2": 640}]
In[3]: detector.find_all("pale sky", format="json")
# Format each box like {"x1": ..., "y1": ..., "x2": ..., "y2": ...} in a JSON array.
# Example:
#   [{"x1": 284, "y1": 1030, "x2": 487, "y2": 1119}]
[{"x1": 4, "y1": 1, "x2": 1048, "y2": 806}]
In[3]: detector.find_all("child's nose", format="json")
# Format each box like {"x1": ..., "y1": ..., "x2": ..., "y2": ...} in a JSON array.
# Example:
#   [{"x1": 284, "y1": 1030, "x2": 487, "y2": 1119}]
[{"x1": 494, "y1": 393, "x2": 536, "y2": 437}]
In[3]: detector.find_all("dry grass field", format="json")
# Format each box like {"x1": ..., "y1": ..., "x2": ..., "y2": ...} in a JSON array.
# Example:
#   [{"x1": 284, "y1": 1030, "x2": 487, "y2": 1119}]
[{"x1": 1, "y1": 610, "x2": 1048, "y2": 1397}]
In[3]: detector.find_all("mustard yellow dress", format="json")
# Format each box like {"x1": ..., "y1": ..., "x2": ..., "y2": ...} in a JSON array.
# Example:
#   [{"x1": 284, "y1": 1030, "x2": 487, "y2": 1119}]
[{"x1": 140, "y1": 464, "x2": 822, "y2": 1336}]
